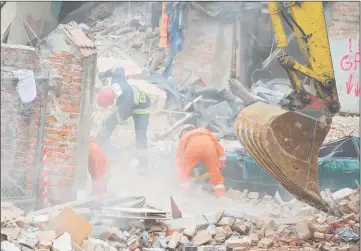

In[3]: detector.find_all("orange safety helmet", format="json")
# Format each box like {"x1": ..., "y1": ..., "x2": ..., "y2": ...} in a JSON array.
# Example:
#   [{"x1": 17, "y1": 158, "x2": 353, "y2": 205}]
[{"x1": 97, "y1": 88, "x2": 115, "y2": 107}]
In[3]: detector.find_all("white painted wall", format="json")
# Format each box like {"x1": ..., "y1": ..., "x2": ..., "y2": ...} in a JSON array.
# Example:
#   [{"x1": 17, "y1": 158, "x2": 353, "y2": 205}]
[
  {"x1": 330, "y1": 37, "x2": 360, "y2": 114},
  {"x1": 1, "y1": 2, "x2": 17, "y2": 39},
  {"x1": 6, "y1": 2, "x2": 59, "y2": 45}
]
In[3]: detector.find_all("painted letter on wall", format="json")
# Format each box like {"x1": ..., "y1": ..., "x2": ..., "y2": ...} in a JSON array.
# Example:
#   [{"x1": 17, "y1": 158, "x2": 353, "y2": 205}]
[{"x1": 330, "y1": 37, "x2": 360, "y2": 114}]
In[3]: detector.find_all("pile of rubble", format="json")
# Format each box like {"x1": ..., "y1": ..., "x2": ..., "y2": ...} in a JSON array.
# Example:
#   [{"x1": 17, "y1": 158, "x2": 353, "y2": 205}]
[
  {"x1": 89, "y1": 3, "x2": 165, "y2": 74},
  {"x1": 326, "y1": 115, "x2": 360, "y2": 143},
  {"x1": 1, "y1": 187, "x2": 359, "y2": 251}
]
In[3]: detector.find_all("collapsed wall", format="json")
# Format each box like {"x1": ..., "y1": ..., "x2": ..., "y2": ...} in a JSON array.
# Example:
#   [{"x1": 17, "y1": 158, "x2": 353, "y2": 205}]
[
  {"x1": 1, "y1": 23, "x2": 98, "y2": 204},
  {"x1": 1, "y1": 44, "x2": 42, "y2": 200}
]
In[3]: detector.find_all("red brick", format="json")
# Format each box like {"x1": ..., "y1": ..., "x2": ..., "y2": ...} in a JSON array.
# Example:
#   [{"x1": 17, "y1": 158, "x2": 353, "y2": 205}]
[
  {"x1": 61, "y1": 125, "x2": 69, "y2": 130},
  {"x1": 69, "y1": 84, "x2": 81, "y2": 90},
  {"x1": 46, "y1": 116, "x2": 57, "y2": 123},
  {"x1": 59, "y1": 51, "x2": 69, "y2": 57},
  {"x1": 61, "y1": 124, "x2": 77, "y2": 131},
  {"x1": 65, "y1": 71, "x2": 82, "y2": 78},
  {"x1": 62, "y1": 65, "x2": 72, "y2": 71},
  {"x1": 49, "y1": 134, "x2": 67, "y2": 142},
  {"x1": 51, "y1": 51, "x2": 61, "y2": 57},
  {"x1": 73, "y1": 78, "x2": 82, "y2": 83},
  {"x1": 48, "y1": 57, "x2": 62, "y2": 63},
  {"x1": 59, "y1": 130, "x2": 75, "y2": 137},
  {"x1": 68, "y1": 137, "x2": 77, "y2": 143},
  {"x1": 62, "y1": 106, "x2": 80, "y2": 113},
  {"x1": 62, "y1": 76, "x2": 72, "y2": 83},
  {"x1": 55, "y1": 147, "x2": 65, "y2": 153},
  {"x1": 59, "y1": 100, "x2": 71, "y2": 106},
  {"x1": 45, "y1": 128, "x2": 58, "y2": 135}
]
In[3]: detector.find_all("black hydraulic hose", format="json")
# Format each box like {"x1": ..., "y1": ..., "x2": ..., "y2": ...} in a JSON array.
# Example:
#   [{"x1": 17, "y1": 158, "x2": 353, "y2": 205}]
[
  {"x1": 280, "y1": 9, "x2": 295, "y2": 33},
  {"x1": 288, "y1": 13, "x2": 307, "y2": 39},
  {"x1": 279, "y1": 5, "x2": 307, "y2": 39}
]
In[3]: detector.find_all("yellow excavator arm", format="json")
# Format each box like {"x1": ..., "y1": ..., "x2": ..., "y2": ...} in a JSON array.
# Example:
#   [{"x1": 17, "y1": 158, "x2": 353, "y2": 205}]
[
  {"x1": 233, "y1": 2, "x2": 342, "y2": 215},
  {"x1": 268, "y1": 1, "x2": 340, "y2": 114}
]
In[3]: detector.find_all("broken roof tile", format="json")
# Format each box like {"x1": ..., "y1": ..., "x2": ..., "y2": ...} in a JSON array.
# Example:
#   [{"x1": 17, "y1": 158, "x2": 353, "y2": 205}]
[{"x1": 65, "y1": 27, "x2": 96, "y2": 57}]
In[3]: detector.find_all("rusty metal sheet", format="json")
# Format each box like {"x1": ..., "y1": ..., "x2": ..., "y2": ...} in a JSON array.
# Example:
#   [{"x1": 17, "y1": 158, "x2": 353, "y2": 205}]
[{"x1": 235, "y1": 101, "x2": 335, "y2": 214}]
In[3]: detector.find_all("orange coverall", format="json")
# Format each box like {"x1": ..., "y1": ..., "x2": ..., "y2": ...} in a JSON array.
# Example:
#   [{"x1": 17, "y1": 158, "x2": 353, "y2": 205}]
[
  {"x1": 176, "y1": 128, "x2": 226, "y2": 197},
  {"x1": 88, "y1": 138, "x2": 109, "y2": 196}
]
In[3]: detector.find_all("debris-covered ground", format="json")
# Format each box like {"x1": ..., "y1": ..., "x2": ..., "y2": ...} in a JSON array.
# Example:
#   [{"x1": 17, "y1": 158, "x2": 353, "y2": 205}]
[
  {"x1": 1, "y1": 188, "x2": 360, "y2": 251},
  {"x1": 2, "y1": 2, "x2": 360, "y2": 251}
]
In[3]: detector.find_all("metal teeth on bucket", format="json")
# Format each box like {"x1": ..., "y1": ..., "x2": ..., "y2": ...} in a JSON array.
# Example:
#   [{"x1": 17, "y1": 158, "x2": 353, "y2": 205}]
[{"x1": 235, "y1": 101, "x2": 332, "y2": 213}]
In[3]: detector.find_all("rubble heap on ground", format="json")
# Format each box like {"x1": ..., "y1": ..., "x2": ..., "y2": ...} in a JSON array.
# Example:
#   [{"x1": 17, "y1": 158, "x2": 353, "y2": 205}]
[
  {"x1": 1, "y1": 188, "x2": 359, "y2": 251},
  {"x1": 325, "y1": 115, "x2": 360, "y2": 142},
  {"x1": 90, "y1": 3, "x2": 165, "y2": 74}
]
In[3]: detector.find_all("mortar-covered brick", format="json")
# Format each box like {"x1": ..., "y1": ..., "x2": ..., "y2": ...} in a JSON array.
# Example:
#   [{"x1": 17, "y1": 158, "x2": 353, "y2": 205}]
[
  {"x1": 39, "y1": 46, "x2": 86, "y2": 202},
  {"x1": 328, "y1": 2, "x2": 360, "y2": 39},
  {"x1": 171, "y1": 9, "x2": 217, "y2": 85},
  {"x1": 1, "y1": 44, "x2": 43, "y2": 199},
  {"x1": 1, "y1": 44, "x2": 41, "y2": 76}
]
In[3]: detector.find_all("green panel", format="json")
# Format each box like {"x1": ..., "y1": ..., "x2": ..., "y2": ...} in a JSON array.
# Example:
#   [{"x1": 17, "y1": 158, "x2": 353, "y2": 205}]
[{"x1": 241, "y1": 156, "x2": 360, "y2": 191}]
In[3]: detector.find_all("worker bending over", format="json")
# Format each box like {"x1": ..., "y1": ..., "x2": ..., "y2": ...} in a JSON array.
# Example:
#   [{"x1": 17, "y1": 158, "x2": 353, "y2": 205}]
[
  {"x1": 96, "y1": 67, "x2": 151, "y2": 168},
  {"x1": 176, "y1": 124, "x2": 227, "y2": 197},
  {"x1": 88, "y1": 137, "x2": 109, "y2": 196}
]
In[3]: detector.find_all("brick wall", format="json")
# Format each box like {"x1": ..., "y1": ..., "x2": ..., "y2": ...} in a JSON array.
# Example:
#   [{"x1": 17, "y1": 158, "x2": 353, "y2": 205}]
[
  {"x1": 36, "y1": 29, "x2": 87, "y2": 202},
  {"x1": 171, "y1": 8, "x2": 218, "y2": 85},
  {"x1": 41, "y1": 51, "x2": 83, "y2": 202},
  {"x1": 328, "y1": 2, "x2": 360, "y2": 39},
  {"x1": 1, "y1": 44, "x2": 42, "y2": 199},
  {"x1": 1, "y1": 26, "x2": 96, "y2": 204}
]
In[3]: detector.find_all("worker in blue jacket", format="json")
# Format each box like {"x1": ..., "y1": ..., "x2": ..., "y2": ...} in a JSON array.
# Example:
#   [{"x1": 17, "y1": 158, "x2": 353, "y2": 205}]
[{"x1": 96, "y1": 67, "x2": 151, "y2": 169}]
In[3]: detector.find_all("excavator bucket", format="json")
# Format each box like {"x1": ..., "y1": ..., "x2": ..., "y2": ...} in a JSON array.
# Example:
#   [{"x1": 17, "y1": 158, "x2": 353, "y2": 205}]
[{"x1": 235, "y1": 101, "x2": 334, "y2": 214}]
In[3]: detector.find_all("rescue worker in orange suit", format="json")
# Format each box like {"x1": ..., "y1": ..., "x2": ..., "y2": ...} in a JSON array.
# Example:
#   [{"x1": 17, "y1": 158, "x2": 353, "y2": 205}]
[
  {"x1": 88, "y1": 137, "x2": 109, "y2": 196},
  {"x1": 96, "y1": 67, "x2": 151, "y2": 169},
  {"x1": 176, "y1": 124, "x2": 227, "y2": 197}
]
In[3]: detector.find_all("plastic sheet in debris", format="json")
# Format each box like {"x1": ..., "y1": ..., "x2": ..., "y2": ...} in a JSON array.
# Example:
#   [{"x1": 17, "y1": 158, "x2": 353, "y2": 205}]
[
  {"x1": 100, "y1": 207, "x2": 171, "y2": 220},
  {"x1": 335, "y1": 227, "x2": 359, "y2": 243}
]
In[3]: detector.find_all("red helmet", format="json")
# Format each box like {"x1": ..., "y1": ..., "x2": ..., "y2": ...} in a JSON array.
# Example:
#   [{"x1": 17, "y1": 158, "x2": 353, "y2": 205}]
[{"x1": 97, "y1": 88, "x2": 115, "y2": 107}]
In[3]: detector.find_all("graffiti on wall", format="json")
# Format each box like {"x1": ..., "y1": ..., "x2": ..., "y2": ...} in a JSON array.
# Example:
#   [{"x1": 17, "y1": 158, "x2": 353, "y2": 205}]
[
  {"x1": 330, "y1": 37, "x2": 360, "y2": 114},
  {"x1": 339, "y1": 38, "x2": 360, "y2": 97}
]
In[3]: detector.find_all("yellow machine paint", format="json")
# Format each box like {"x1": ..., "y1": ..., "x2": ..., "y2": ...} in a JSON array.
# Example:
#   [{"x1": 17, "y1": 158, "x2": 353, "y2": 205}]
[{"x1": 235, "y1": 2, "x2": 341, "y2": 214}]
